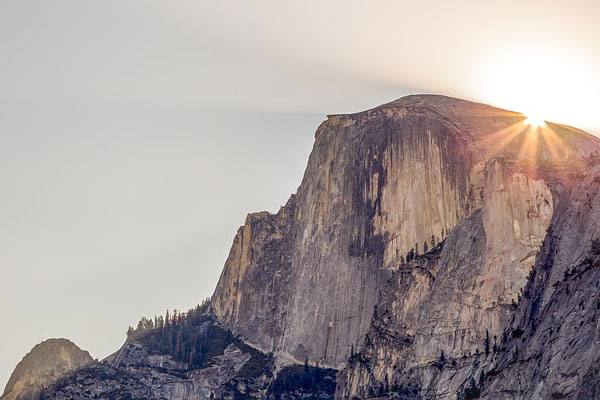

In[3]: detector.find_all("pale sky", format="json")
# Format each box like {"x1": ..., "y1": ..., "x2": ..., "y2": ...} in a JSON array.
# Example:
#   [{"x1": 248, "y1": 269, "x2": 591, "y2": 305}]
[{"x1": 1, "y1": 0, "x2": 599, "y2": 389}]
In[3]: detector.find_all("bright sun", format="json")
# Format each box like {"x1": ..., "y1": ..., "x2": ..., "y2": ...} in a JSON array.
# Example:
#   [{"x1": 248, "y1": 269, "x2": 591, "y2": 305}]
[
  {"x1": 524, "y1": 115, "x2": 546, "y2": 128},
  {"x1": 476, "y1": 43, "x2": 599, "y2": 132}
]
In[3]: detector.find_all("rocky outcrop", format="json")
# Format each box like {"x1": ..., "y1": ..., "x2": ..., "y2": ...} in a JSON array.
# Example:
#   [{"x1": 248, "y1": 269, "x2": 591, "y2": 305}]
[
  {"x1": 41, "y1": 341, "x2": 260, "y2": 400},
  {"x1": 211, "y1": 95, "x2": 600, "y2": 378},
  {"x1": 38, "y1": 319, "x2": 336, "y2": 400},
  {"x1": 1, "y1": 338, "x2": 94, "y2": 400}
]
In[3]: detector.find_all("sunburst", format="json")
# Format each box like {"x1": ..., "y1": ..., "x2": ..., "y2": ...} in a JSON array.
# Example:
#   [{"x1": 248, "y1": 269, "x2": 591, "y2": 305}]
[
  {"x1": 524, "y1": 116, "x2": 546, "y2": 128},
  {"x1": 478, "y1": 114, "x2": 567, "y2": 162}
]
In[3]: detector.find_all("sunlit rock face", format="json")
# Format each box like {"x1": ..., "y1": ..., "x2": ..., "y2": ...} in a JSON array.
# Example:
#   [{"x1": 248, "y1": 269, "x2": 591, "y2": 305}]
[
  {"x1": 211, "y1": 94, "x2": 600, "y2": 398},
  {"x1": 1, "y1": 338, "x2": 94, "y2": 400}
]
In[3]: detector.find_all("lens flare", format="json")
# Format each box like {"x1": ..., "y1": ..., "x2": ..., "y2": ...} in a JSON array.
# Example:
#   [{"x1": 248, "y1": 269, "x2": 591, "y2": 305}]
[
  {"x1": 476, "y1": 114, "x2": 569, "y2": 163},
  {"x1": 524, "y1": 116, "x2": 546, "y2": 128}
]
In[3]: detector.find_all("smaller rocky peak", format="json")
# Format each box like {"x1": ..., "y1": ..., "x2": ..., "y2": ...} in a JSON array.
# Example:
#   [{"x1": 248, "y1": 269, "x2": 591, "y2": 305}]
[{"x1": 2, "y1": 338, "x2": 94, "y2": 400}]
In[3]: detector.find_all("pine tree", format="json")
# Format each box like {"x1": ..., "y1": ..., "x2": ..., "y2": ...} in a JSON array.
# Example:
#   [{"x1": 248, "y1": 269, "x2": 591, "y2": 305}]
[
  {"x1": 189, "y1": 347, "x2": 196, "y2": 364},
  {"x1": 303, "y1": 357, "x2": 310, "y2": 389},
  {"x1": 493, "y1": 335, "x2": 498, "y2": 353},
  {"x1": 423, "y1": 241, "x2": 429, "y2": 253},
  {"x1": 484, "y1": 329, "x2": 490, "y2": 356},
  {"x1": 407, "y1": 249, "x2": 414, "y2": 262}
]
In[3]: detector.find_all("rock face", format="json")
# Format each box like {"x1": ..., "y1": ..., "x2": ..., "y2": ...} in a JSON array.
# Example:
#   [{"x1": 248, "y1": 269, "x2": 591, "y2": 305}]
[
  {"x1": 212, "y1": 96, "x2": 478, "y2": 368},
  {"x1": 1, "y1": 338, "x2": 94, "y2": 400},
  {"x1": 211, "y1": 94, "x2": 600, "y2": 398},
  {"x1": 479, "y1": 160, "x2": 600, "y2": 399}
]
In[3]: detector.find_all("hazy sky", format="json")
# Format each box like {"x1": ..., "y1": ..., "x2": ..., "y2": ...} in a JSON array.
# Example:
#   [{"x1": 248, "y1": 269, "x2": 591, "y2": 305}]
[{"x1": 2, "y1": 0, "x2": 599, "y2": 389}]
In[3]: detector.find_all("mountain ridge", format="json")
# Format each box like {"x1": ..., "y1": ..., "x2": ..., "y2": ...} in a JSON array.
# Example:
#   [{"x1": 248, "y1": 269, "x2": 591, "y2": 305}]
[{"x1": 5, "y1": 94, "x2": 600, "y2": 399}]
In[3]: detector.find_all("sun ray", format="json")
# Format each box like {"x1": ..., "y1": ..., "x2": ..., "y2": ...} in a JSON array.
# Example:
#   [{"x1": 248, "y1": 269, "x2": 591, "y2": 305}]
[
  {"x1": 475, "y1": 114, "x2": 572, "y2": 164},
  {"x1": 517, "y1": 123, "x2": 540, "y2": 161},
  {"x1": 465, "y1": 110, "x2": 578, "y2": 168},
  {"x1": 478, "y1": 121, "x2": 529, "y2": 159},
  {"x1": 538, "y1": 124, "x2": 566, "y2": 161}
]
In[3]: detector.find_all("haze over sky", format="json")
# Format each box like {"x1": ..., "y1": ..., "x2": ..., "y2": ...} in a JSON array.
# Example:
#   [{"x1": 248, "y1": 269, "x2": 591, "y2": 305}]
[{"x1": 1, "y1": 0, "x2": 599, "y2": 389}]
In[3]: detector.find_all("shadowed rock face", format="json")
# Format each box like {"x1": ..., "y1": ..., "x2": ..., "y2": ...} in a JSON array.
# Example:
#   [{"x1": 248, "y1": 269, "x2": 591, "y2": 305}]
[
  {"x1": 1, "y1": 338, "x2": 94, "y2": 400},
  {"x1": 479, "y1": 161, "x2": 600, "y2": 400},
  {"x1": 211, "y1": 94, "x2": 600, "y2": 397}
]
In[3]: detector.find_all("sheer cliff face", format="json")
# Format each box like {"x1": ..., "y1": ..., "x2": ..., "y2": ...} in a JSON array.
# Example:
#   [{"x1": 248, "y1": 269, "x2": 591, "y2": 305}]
[
  {"x1": 1, "y1": 339, "x2": 94, "y2": 400},
  {"x1": 212, "y1": 96, "x2": 473, "y2": 368},
  {"x1": 211, "y1": 94, "x2": 600, "y2": 380}
]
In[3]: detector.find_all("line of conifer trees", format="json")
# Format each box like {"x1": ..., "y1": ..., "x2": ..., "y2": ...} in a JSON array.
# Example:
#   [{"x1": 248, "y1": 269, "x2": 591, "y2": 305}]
[{"x1": 126, "y1": 298, "x2": 232, "y2": 369}]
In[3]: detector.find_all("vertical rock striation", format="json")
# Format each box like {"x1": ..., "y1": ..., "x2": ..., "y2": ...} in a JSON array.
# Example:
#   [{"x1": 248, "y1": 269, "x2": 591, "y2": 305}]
[
  {"x1": 212, "y1": 96, "x2": 479, "y2": 368},
  {"x1": 337, "y1": 159, "x2": 556, "y2": 398},
  {"x1": 479, "y1": 160, "x2": 600, "y2": 399}
]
